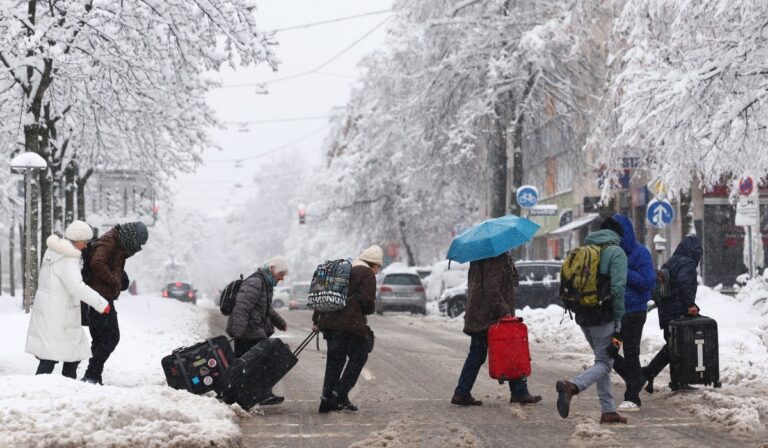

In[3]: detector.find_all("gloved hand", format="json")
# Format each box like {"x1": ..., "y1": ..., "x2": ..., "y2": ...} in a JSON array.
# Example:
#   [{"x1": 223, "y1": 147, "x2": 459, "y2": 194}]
[
  {"x1": 102, "y1": 303, "x2": 111, "y2": 315},
  {"x1": 687, "y1": 304, "x2": 700, "y2": 316},
  {"x1": 606, "y1": 332, "x2": 622, "y2": 358}
]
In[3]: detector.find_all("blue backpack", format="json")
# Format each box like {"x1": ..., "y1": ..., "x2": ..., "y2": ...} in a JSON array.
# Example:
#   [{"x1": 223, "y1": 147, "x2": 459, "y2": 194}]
[{"x1": 307, "y1": 259, "x2": 352, "y2": 312}]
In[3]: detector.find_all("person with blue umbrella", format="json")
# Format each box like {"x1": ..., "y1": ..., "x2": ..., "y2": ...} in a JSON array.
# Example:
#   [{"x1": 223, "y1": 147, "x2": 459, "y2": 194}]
[{"x1": 449, "y1": 215, "x2": 542, "y2": 406}]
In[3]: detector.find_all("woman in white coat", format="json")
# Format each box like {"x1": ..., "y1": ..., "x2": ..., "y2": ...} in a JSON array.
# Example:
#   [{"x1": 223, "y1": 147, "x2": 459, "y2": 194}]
[{"x1": 25, "y1": 221, "x2": 110, "y2": 379}]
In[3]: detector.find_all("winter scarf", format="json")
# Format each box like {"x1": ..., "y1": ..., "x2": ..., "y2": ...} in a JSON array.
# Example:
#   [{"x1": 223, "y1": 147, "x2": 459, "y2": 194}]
[
  {"x1": 262, "y1": 266, "x2": 277, "y2": 287},
  {"x1": 117, "y1": 222, "x2": 149, "y2": 257}
]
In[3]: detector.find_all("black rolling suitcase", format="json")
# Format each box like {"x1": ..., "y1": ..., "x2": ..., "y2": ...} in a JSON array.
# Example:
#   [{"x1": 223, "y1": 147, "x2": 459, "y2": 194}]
[
  {"x1": 216, "y1": 332, "x2": 317, "y2": 410},
  {"x1": 162, "y1": 336, "x2": 234, "y2": 394},
  {"x1": 668, "y1": 315, "x2": 721, "y2": 390}
]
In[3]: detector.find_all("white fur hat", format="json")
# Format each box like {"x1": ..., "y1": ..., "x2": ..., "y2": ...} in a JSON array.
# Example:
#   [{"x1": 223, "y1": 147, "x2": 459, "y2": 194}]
[
  {"x1": 358, "y1": 245, "x2": 383, "y2": 266},
  {"x1": 267, "y1": 256, "x2": 289, "y2": 275},
  {"x1": 64, "y1": 220, "x2": 94, "y2": 242}
]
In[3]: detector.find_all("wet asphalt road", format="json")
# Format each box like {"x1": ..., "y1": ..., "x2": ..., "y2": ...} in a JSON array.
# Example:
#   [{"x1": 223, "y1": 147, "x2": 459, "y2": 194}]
[{"x1": 209, "y1": 309, "x2": 768, "y2": 448}]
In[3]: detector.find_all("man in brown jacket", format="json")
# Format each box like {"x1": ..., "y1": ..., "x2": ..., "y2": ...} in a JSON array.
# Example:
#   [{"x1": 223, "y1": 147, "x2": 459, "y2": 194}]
[
  {"x1": 451, "y1": 252, "x2": 542, "y2": 406},
  {"x1": 83, "y1": 222, "x2": 148, "y2": 384},
  {"x1": 312, "y1": 245, "x2": 380, "y2": 413}
]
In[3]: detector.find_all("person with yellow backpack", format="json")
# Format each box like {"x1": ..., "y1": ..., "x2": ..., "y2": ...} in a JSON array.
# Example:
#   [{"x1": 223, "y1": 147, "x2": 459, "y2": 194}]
[{"x1": 555, "y1": 216, "x2": 628, "y2": 424}]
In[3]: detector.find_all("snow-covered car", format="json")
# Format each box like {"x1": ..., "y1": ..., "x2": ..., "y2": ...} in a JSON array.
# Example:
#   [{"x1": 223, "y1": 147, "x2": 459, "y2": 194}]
[
  {"x1": 375, "y1": 263, "x2": 427, "y2": 315},
  {"x1": 422, "y1": 260, "x2": 469, "y2": 302},
  {"x1": 437, "y1": 282, "x2": 468, "y2": 318},
  {"x1": 273, "y1": 286, "x2": 290, "y2": 309},
  {"x1": 436, "y1": 260, "x2": 562, "y2": 318}
]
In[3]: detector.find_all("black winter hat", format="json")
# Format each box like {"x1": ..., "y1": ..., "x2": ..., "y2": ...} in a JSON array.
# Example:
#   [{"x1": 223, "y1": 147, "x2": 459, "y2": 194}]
[{"x1": 600, "y1": 216, "x2": 624, "y2": 238}]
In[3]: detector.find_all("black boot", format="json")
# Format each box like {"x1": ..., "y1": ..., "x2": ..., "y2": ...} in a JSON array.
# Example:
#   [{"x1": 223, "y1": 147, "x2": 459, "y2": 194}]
[
  {"x1": 642, "y1": 367, "x2": 654, "y2": 394},
  {"x1": 339, "y1": 396, "x2": 358, "y2": 411},
  {"x1": 318, "y1": 396, "x2": 343, "y2": 413}
]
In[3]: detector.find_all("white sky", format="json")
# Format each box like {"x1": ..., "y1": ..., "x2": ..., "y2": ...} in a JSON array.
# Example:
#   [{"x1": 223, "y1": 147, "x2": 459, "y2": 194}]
[{"x1": 170, "y1": 1, "x2": 393, "y2": 213}]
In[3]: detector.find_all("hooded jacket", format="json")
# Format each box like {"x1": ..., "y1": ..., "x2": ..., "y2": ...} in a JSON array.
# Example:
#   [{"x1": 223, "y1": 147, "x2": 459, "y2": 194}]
[
  {"x1": 576, "y1": 229, "x2": 627, "y2": 326},
  {"x1": 87, "y1": 228, "x2": 127, "y2": 300},
  {"x1": 26, "y1": 236, "x2": 109, "y2": 362},
  {"x1": 658, "y1": 235, "x2": 702, "y2": 329},
  {"x1": 463, "y1": 253, "x2": 518, "y2": 334},
  {"x1": 227, "y1": 268, "x2": 287, "y2": 340},
  {"x1": 312, "y1": 260, "x2": 377, "y2": 338},
  {"x1": 614, "y1": 215, "x2": 656, "y2": 314}
]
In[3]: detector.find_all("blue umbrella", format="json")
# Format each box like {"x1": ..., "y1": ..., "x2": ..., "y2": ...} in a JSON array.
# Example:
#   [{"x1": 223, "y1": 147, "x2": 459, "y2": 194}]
[{"x1": 447, "y1": 215, "x2": 540, "y2": 263}]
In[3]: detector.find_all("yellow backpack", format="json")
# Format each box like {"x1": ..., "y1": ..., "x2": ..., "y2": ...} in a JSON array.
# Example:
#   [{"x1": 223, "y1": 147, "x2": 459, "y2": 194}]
[{"x1": 559, "y1": 244, "x2": 612, "y2": 310}]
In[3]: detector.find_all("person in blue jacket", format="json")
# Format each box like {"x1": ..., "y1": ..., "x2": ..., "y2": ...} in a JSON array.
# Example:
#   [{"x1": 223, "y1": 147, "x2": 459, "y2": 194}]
[
  {"x1": 643, "y1": 235, "x2": 702, "y2": 393},
  {"x1": 610, "y1": 215, "x2": 656, "y2": 411}
]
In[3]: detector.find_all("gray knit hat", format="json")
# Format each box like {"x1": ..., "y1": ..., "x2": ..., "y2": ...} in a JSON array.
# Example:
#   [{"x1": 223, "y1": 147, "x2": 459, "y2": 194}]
[{"x1": 118, "y1": 221, "x2": 149, "y2": 256}]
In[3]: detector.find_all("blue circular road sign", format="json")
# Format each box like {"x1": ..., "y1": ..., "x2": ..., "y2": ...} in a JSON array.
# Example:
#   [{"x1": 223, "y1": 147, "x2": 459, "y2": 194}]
[
  {"x1": 646, "y1": 199, "x2": 675, "y2": 228},
  {"x1": 516, "y1": 186, "x2": 539, "y2": 208}
]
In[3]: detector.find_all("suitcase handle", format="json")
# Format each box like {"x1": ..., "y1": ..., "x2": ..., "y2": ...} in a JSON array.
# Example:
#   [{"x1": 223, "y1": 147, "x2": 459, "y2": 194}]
[
  {"x1": 293, "y1": 331, "x2": 319, "y2": 357},
  {"x1": 498, "y1": 316, "x2": 523, "y2": 324}
]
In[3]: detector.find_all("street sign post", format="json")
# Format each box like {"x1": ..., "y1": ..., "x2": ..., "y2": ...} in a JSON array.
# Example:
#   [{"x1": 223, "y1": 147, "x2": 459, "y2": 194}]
[
  {"x1": 736, "y1": 175, "x2": 760, "y2": 278},
  {"x1": 516, "y1": 185, "x2": 539, "y2": 209},
  {"x1": 646, "y1": 198, "x2": 675, "y2": 228}
]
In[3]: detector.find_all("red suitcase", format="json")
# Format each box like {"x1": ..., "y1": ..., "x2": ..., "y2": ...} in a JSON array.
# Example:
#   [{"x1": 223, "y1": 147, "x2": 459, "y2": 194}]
[{"x1": 488, "y1": 316, "x2": 531, "y2": 383}]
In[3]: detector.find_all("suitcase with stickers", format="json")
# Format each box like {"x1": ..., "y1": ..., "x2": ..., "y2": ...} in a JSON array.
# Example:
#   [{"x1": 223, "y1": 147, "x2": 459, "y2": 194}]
[{"x1": 162, "y1": 336, "x2": 234, "y2": 394}]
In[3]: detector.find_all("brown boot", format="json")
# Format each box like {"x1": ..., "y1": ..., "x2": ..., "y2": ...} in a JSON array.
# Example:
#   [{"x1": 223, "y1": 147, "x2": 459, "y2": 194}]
[
  {"x1": 555, "y1": 380, "x2": 579, "y2": 418},
  {"x1": 510, "y1": 393, "x2": 542, "y2": 404},
  {"x1": 451, "y1": 393, "x2": 483, "y2": 406},
  {"x1": 600, "y1": 412, "x2": 628, "y2": 424}
]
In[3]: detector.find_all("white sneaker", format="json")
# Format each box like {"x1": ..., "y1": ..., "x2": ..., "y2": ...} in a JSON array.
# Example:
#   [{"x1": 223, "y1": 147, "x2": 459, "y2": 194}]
[{"x1": 618, "y1": 401, "x2": 640, "y2": 412}]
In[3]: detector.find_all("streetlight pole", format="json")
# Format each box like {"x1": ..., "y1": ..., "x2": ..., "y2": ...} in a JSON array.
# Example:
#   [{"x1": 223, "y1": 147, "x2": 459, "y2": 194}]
[{"x1": 11, "y1": 152, "x2": 47, "y2": 313}]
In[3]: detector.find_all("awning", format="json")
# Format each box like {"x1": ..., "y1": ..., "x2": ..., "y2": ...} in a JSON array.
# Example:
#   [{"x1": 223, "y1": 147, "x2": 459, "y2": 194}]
[{"x1": 548, "y1": 213, "x2": 600, "y2": 236}]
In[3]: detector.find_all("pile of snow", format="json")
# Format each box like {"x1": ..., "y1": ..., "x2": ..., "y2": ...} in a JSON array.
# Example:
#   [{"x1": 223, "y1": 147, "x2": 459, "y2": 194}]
[
  {"x1": 0, "y1": 293, "x2": 241, "y2": 446},
  {"x1": 349, "y1": 416, "x2": 478, "y2": 448}
]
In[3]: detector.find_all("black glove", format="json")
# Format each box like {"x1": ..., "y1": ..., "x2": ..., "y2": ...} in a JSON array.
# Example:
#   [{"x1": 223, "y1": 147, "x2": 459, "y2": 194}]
[
  {"x1": 606, "y1": 332, "x2": 622, "y2": 358},
  {"x1": 121, "y1": 272, "x2": 130, "y2": 291}
]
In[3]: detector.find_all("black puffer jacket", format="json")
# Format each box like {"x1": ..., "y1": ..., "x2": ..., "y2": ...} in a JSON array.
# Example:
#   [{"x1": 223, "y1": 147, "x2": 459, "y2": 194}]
[
  {"x1": 658, "y1": 235, "x2": 702, "y2": 330},
  {"x1": 226, "y1": 269, "x2": 286, "y2": 340}
]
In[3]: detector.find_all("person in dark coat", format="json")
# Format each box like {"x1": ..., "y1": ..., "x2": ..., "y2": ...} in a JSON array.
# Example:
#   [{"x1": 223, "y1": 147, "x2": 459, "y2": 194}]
[
  {"x1": 227, "y1": 256, "x2": 288, "y2": 405},
  {"x1": 82, "y1": 221, "x2": 148, "y2": 384},
  {"x1": 643, "y1": 235, "x2": 702, "y2": 393},
  {"x1": 611, "y1": 215, "x2": 656, "y2": 411},
  {"x1": 312, "y1": 245, "x2": 380, "y2": 413},
  {"x1": 451, "y1": 252, "x2": 542, "y2": 407}
]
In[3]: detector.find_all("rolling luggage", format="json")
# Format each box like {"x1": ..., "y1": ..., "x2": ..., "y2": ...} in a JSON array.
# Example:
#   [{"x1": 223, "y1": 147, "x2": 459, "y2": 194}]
[
  {"x1": 216, "y1": 332, "x2": 317, "y2": 410},
  {"x1": 668, "y1": 315, "x2": 721, "y2": 390},
  {"x1": 488, "y1": 316, "x2": 531, "y2": 383},
  {"x1": 161, "y1": 336, "x2": 234, "y2": 395}
]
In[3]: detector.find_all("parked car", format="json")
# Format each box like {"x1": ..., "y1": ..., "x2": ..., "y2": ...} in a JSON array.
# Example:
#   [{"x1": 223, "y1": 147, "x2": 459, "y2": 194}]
[
  {"x1": 437, "y1": 260, "x2": 562, "y2": 318},
  {"x1": 288, "y1": 281, "x2": 311, "y2": 310},
  {"x1": 273, "y1": 285, "x2": 290, "y2": 309},
  {"x1": 376, "y1": 268, "x2": 427, "y2": 315},
  {"x1": 162, "y1": 281, "x2": 197, "y2": 305}
]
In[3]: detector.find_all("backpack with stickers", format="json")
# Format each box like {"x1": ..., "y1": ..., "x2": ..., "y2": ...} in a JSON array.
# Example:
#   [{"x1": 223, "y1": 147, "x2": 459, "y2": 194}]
[
  {"x1": 559, "y1": 244, "x2": 613, "y2": 311},
  {"x1": 307, "y1": 259, "x2": 353, "y2": 312}
]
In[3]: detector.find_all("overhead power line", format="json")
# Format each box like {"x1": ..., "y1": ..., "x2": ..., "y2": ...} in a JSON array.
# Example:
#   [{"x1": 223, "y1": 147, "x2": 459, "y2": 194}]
[
  {"x1": 219, "y1": 15, "x2": 392, "y2": 89},
  {"x1": 267, "y1": 9, "x2": 392, "y2": 33},
  {"x1": 223, "y1": 115, "x2": 330, "y2": 125},
  {"x1": 206, "y1": 124, "x2": 330, "y2": 163}
]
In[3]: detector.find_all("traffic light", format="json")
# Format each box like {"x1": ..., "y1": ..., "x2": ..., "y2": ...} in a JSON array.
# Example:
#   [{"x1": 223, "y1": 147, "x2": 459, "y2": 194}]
[{"x1": 298, "y1": 208, "x2": 306, "y2": 225}]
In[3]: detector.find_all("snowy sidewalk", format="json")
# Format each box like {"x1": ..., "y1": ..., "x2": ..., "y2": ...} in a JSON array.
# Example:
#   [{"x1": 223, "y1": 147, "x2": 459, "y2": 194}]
[{"x1": 0, "y1": 294, "x2": 241, "y2": 447}]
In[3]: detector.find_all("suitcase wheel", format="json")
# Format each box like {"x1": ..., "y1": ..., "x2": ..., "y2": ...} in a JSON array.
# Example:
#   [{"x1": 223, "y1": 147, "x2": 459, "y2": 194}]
[{"x1": 714, "y1": 381, "x2": 722, "y2": 388}]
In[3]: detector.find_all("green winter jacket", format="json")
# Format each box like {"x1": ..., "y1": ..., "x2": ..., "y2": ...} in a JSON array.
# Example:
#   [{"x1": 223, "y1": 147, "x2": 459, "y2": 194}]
[{"x1": 582, "y1": 229, "x2": 627, "y2": 324}]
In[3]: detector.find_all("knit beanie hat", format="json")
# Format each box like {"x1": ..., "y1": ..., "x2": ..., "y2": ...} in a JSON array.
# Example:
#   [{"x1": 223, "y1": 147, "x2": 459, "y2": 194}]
[
  {"x1": 118, "y1": 221, "x2": 149, "y2": 257},
  {"x1": 600, "y1": 216, "x2": 624, "y2": 238},
  {"x1": 358, "y1": 245, "x2": 384, "y2": 266},
  {"x1": 64, "y1": 220, "x2": 94, "y2": 242}
]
